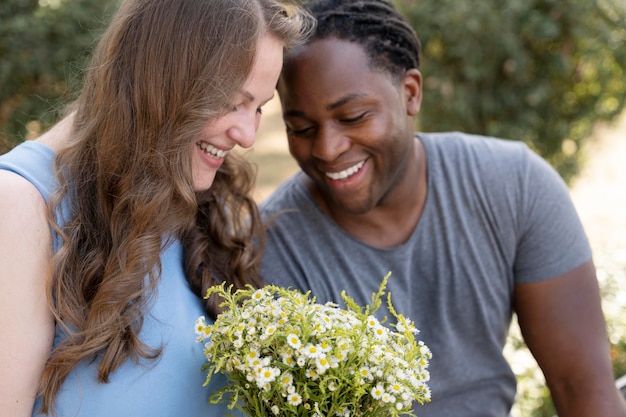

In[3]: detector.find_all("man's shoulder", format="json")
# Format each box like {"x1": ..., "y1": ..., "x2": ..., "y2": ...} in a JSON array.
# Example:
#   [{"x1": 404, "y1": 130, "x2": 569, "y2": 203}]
[
  {"x1": 419, "y1": 131, "x2": 529, "y2": 153},
  {"x1": 419, "y1": 131, "x2": 534, "y2": 174}
]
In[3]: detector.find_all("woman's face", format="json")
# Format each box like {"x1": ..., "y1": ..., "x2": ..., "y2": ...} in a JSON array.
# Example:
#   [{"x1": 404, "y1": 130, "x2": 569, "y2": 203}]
[{"x1": 191, "y1": 33, "x2": 284, "y2": 191}]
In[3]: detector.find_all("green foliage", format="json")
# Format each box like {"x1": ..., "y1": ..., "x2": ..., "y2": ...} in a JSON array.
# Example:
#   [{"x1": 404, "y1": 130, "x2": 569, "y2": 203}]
[
  {"x1": 0, "y1": 0, "x2": 117, "y2": 147},
  {"x1": 3, "y1": 0, "x2": 625, "y2": 182},
  {"x1": 394, "y1": 0, "x2": 626, "y2": 182}
]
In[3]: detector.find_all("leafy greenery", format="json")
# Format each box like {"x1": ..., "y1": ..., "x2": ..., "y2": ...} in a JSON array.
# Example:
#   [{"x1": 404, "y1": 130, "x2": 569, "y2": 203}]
[
  {"x1": 394, "y1": 0, "x2": 626, "y2": 182},
  {"x1": 3, "y1": 0, "x2": 625, "y2": 180},
  {"x1": 0, "y1": 0, "x2": 117, "y2": 148}
]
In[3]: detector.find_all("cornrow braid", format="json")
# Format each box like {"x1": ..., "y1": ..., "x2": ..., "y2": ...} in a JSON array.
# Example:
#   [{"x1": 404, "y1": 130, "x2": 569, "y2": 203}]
[{"x1": 304, "y1": 0, "x2": 421, "y2": 80}]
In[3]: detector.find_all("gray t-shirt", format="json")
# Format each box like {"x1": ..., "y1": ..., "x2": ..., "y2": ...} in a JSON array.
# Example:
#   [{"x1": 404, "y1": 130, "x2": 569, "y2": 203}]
[{"x1": 260, "y1": 132, "x2": 591, "y2": 417}]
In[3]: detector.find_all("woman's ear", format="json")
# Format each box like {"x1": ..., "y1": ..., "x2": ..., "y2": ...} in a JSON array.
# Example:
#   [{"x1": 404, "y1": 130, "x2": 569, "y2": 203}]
[{"x1": 403, "y1": 68, "x2": 422, "y2": 116}]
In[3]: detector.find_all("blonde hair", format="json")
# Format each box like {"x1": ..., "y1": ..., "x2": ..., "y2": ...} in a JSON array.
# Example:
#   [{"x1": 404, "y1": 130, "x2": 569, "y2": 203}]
[{"x1": 40, "y1": 0, "x2": 313, "y2": 412}]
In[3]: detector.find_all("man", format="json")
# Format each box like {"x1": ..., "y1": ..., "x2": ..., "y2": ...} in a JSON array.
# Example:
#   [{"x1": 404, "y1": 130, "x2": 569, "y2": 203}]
[{"x1": 259, "y1": 0, "x2": 626, "y2": 416}]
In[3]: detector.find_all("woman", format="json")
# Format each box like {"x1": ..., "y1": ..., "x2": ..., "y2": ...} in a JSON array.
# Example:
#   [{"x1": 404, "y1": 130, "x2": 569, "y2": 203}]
[{"x1": 0, "y1": 0, "x2": 312, "y2": 416}]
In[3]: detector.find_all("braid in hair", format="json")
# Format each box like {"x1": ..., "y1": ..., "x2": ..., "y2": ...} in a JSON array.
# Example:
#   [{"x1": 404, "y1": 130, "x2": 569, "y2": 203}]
[{"x1": 304, "y1": 0, "x2": 421, "y2": 80}]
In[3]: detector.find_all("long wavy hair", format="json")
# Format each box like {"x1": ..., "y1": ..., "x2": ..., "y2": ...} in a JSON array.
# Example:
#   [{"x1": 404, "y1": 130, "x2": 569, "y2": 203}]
[{"x1": 39, "y1": 0, "x2": 312, "y2": 412}]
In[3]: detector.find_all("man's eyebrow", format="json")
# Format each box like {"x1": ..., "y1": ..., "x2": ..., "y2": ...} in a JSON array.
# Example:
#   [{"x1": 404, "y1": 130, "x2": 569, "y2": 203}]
[
  {"x1": 283, "y1": 109, "x2": 306, "y2": 118},
  {"x1": 328, "y1": 93, "x2": 367, "y2": 111},
  {"x1": 283, "y1": 93, "x2": 369, "y2": 118}
]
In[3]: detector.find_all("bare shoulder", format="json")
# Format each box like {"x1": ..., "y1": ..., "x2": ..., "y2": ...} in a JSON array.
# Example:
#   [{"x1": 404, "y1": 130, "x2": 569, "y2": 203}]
[
  {"x1": 0, "y1": 169, "x2": 47, "y2": 212},
  {"x1": 0, "y1": 170, "x2": 50, "y2": 240}
]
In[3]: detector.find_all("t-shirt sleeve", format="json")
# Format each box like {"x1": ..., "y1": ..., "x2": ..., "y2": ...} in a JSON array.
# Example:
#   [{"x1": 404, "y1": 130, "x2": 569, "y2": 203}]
[{"x1": 512, "y1": 147, "x2": 591, "y2": 283}]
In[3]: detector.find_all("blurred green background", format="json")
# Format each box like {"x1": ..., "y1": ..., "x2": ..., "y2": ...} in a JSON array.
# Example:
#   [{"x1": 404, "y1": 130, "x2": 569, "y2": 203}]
[{"x1": 1, "y1": 0, "x2": 625, "y2": 415}]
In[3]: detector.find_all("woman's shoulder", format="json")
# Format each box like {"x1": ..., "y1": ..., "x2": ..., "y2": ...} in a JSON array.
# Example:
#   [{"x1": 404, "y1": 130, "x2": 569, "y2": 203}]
[
  {"x1": 0, "y1": 169, "x2": 49, "y2": 230},
  {"x1": 0, "y1": 140, "x2": 58, "y2": 201},
  {"x1": 0, "y1": 138, "x2": 56, "y2": 252}
]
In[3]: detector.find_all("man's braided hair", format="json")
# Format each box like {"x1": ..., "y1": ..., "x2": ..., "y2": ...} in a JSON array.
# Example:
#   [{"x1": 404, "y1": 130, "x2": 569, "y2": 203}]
[{"x1": 304, "y1": 0, "x2": 421, "y2": 81}]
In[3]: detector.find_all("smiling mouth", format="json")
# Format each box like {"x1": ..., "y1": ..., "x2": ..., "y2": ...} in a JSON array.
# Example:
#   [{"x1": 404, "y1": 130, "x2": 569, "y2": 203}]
[
  {"x1": 325, "y1": 160, "x2": 365, "y2": 180},
  {"x1": 197, "y1": 142, "x2": 228, "y2": 159}
]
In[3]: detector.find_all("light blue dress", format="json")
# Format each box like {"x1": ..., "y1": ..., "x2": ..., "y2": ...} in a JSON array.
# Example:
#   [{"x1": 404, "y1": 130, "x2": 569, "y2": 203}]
[{"x1": 0, "y1": 141, "x2": 240, "y2": 417}]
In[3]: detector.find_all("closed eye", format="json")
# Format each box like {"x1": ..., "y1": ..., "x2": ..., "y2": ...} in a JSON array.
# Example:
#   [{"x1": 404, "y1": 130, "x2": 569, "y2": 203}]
[
  {"x1": 286, "y1": 125, "x2": 314, "y2": 136},
  {"x1": 340, "y1": 113, "x2": 366, "y2": 123}
]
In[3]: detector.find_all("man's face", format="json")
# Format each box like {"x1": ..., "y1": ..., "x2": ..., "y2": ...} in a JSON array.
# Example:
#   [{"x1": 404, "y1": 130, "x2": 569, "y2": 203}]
[{"x1": 278, "y1": 37, "x2": 422, "y2": 215}]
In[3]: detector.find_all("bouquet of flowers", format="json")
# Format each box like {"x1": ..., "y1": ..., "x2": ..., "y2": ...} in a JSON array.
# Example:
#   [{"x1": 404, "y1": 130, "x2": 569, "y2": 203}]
[{"x1": 195, "y1": 273, "x2": 432, "y2": 417}]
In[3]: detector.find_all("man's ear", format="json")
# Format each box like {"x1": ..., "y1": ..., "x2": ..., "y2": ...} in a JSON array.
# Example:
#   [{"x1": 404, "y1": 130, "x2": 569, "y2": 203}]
[{"x1": 403, "y1": 68, "x2": 422, "y2": 116}]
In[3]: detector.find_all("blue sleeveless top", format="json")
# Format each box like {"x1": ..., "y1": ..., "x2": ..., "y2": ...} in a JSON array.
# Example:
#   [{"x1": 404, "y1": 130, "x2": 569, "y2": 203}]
[{"x1": 0, "y1": 141, "x2": 240, "y2": 417}]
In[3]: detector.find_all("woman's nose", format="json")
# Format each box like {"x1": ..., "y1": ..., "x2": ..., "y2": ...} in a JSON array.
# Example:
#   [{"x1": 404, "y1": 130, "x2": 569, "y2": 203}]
[{"x1": 228, "y1": 111, "x2": 258, "y2": 149}]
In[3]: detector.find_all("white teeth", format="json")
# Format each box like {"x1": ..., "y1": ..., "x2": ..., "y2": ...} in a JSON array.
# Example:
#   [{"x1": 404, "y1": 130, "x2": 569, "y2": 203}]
[
  {"x1": 325, "y1": 160, "x2": 365, "y2": 180},
  {"x1": 197, "y1": 142, "x2": 228, "y2": 159}
]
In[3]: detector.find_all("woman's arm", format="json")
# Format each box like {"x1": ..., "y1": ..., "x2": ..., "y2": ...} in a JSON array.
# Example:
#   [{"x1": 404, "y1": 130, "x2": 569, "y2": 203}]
[{"x1": 0, "y1": 170, "x2": 55, "y2": 417}]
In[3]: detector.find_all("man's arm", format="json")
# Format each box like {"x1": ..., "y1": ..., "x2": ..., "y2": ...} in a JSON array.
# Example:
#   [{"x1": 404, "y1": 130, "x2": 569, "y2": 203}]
[{"x1": 514, "y1": 259, "x2": 626, "y2": 416}]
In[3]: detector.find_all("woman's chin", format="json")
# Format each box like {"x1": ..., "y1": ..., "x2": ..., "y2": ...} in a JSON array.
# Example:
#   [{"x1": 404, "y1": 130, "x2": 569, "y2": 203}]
[{"x1": 192, "y1": 174, "x2": 217, "y2": 192}]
